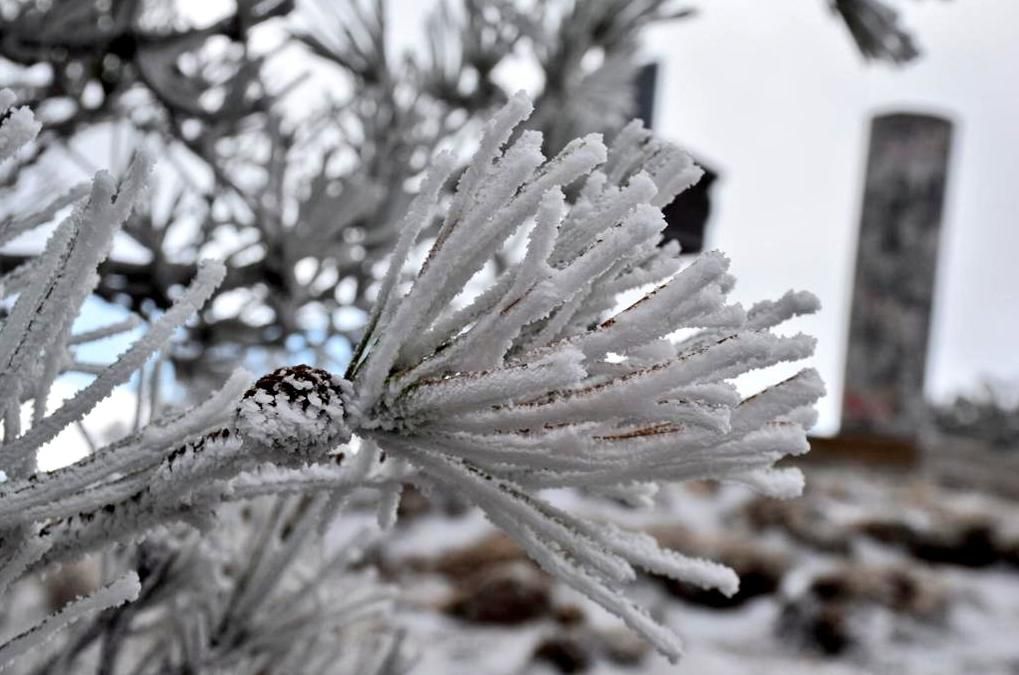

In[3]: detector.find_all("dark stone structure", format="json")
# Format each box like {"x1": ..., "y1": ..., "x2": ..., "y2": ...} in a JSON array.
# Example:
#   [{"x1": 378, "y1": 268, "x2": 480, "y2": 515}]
[
  {"x1": 841, "y1": 113, "x2": 953, "y2": 437},
  {"x1": 635, "y1": 61, "x2": 715, "y2": 253}
]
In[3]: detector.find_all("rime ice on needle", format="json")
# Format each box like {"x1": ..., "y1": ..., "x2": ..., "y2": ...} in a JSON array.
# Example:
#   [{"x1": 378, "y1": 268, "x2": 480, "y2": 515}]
[{"x1": 321, "y1": 92, "x2": 825, "y2": 661}]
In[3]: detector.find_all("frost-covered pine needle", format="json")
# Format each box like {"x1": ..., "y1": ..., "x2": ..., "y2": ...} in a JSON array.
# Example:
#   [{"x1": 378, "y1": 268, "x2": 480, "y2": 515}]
[
  {"x1": 300, "y1": 92, "x2": 823, "y2": 662},
  {"x1": 0, "y1": 89, "x2": 823, "y2": 667}
]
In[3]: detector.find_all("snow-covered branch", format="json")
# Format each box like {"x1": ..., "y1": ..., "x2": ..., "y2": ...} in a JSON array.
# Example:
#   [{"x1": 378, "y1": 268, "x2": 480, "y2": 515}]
[{"x1": 1, "y1": 88, "x2": 822, "y2": 669}]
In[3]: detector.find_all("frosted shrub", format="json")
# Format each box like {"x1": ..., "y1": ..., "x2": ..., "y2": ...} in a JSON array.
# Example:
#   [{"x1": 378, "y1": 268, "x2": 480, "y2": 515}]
[{"x1": 0, "y1": 90, "x2": 823, "y2": 669}]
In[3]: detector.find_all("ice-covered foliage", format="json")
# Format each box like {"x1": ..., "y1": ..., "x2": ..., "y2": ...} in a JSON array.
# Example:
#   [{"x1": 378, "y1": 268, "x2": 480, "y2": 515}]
[
  {"x1": 1, "y1": 89, "x2": 823, "y2": 668},
  {"x1": 286, "y1": 92, "x2": 819, "y2": 661},
  {"x1": 0, "y1": 93, "x2": 400, "y2": 674},
  {"x1": 0, "y1": 90, "x2": 215, "y2": 669},
  {"x1": 13, "y1": 499, "x2": 404, "y2": 675}
]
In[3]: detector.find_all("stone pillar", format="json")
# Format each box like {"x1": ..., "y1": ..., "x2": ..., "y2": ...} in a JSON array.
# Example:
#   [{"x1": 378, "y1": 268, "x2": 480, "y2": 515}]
[{"x1": 841, "y1": 112, "x2": 953, "y2": 437}]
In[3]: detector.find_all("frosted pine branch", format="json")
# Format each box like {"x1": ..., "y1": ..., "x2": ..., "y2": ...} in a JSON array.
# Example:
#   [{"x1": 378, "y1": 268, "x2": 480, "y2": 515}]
[
  {"x1": 236, "y1": 92, "x2": 822, "y2": 662},
  {"x1": 0, "y1": 88, "x2": 396, "y2": 666},
  {"x1": 0, "y1": 89, "x2": 823, "y2": 669},
  {"x1": 0, "y1": 92, "x2": 283, "y2": 669},
  {"x1": 0, "y1": 572, "x2": 140, "y2": 671}
]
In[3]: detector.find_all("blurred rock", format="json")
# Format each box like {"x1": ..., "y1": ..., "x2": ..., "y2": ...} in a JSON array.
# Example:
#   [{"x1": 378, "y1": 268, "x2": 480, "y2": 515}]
[
  {"x1": 856, "y1": 516, "x2": 1006, "y2": 568},
  {"x1": 446, "y1": 560, "x2": 551, "y2": 625},
  {"x1": 395, "y1": 482, "x2": 471, "y2": 523},
  {"x1": 552, "y1": 604, "x2": 586, "y2": 627},
  {"x1": 649, "y1": 524, "x2": 789, "y2": 608},
  {"x1": 533, "y1": 635, "x2": 591, "y2": 674},
  {"x1": 743, "y1": 496, "x2": 850, "y2": 554},
  {"x1": 46, "y1": 557, "x2": 101, "y2": 611},
  {"x1": 779, "y1": 599, "x2": 852, "y2": 656},
  {"x1": 908, "y1": 519, "x2": 999, "y2": 568},
  {"x1": 431, "y1": 532, "x2": 527, "y2": 580},
  {"x1": 855, "y1": 518, "x2": 917, "y2": 547},
  {"x1": 600, "y1": 627, "x2": 650, "y2": 667},
  {"x1": 395, "y1": 482, "x2": 433, "y2": 522},
  {"x1": 778, "y1": 563, "x2": 947, "y2": 656},
  {"x1": 999, "y1": 536, "x2": 1019, "y2": 568}
]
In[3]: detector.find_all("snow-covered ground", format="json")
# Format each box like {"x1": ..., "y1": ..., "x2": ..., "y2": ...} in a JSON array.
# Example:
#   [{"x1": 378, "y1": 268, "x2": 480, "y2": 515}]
[{"x1": 368, "y1": 464, "x2": 1019, "y2": 674}]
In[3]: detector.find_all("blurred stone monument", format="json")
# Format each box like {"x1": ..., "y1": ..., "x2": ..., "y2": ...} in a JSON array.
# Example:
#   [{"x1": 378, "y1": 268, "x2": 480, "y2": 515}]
[{"x1": 841, "y1": 112, "x2": 953, "y2": 439}]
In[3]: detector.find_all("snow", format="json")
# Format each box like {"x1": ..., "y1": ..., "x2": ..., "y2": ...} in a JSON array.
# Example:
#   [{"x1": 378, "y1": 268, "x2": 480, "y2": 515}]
[{"x1": 369, "y1": 465, "x2": 1019, "y2": 674}]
